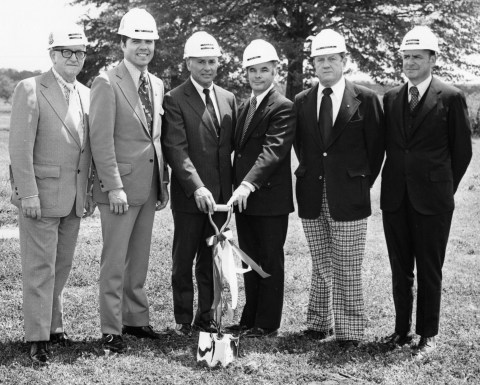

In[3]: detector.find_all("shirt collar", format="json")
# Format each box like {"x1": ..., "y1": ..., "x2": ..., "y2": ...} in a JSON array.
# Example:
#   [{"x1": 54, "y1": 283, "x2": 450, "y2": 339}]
[
  {"x1": 250, "y1": 84, "x2": 274, "y2": 106},
  {"x1": 190, "y1": 76, "x2": 214, "y2": 96},
  {"x1": 317, "y1": 76, "x2": 345, "y2": 99},
  {"x1": 124, "y1": 59, "x2": 148, "y2": 89},
  {"x1": 408, "y1": 74, "x2": 432, "y2": 99},
  {"x1": 51, "y1": 67, "x2": 77, "y2": 91}
]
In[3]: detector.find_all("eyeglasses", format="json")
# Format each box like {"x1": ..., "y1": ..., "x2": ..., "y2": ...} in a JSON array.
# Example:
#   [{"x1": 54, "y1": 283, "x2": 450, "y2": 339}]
[{"x1": 53, "y1": 49, "x2": 87, "y2": 60}]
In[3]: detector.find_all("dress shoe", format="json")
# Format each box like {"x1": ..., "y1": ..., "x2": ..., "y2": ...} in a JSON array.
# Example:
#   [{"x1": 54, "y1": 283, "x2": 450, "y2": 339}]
[
  {"x1": 226, "y1": 324, "x2": 249, "y2": 335},
  {"x1": 175, "y1": 323, "x2": 192, "y2": 337},
  {"x1": 303, "y1": 328, "x2": 333, "y2": 340},
  {"x1": 122, "y1": 325, "x2": 161, "y2": 340},
  {"x1": 29, "y1": 341, "x2": 49, "y2": 364},
  {"x1": 193, "y1": 320, "x2": 217, "y2": 333},
  {"x1": 337, "y1": 339, "x2": 360, "y2": 350},
  {"x1": 382, "y1": 331, "x2": 413, "y2": 347},
  {"x1": 50, "y1": 332, "x2": 73, "y2": 347},
  {"x1": 412, "y1": 336, "x2": 436, "y2": 359},
  {"x1": 102, "y1": 334, "x2": 126, "y2": 354},
  {"x1": 244, "y1": 327, "x2": 278, "y2": 338}
]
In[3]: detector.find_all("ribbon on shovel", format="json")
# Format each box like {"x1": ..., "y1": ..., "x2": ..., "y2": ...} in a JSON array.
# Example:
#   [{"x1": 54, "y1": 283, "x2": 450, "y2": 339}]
[{"x1": 206, "y1": 205, "x2": 270, "y2": 332}]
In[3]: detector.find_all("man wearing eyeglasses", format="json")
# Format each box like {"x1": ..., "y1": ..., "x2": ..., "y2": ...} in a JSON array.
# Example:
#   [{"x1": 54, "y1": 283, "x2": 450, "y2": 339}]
[{"x1": 9, "y1": 24, "x2": 94, "y2": 364}]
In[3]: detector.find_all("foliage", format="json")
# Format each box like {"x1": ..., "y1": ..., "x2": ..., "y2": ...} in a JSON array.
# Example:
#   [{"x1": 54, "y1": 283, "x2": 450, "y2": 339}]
[
  {"x1": 75, "y1": 0, "x2": 480, "y2": 99},
  {"x1": 0, "y1": 69, "x2": 41, "y2": 103}
]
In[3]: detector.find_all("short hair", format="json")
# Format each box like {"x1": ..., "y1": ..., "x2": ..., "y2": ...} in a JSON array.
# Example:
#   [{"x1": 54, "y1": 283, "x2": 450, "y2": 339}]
[{"x1": 120, "y1": 35, "x2": 129, "y2": 45}]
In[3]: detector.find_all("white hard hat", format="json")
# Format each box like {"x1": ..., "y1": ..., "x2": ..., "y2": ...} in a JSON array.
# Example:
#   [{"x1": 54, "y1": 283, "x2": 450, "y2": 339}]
[
  {"x1": 48, "y1": 24, "x2": 88, "y2": 49},
  {"x1": 183, "y1": 31, "x2": 221, "y2": 58},
  {"x1": 310, "y1": 29, "x2": 346, "y2": 57},
  {"x1": 242, "y1": 39, "x2": 280, "y2": 68},
  {"x1": 117, "y1": 8, "x2": 159, "y2": 40},
  {"x1": 400, "y1": 26, "x2": 439, "y2": 52}
]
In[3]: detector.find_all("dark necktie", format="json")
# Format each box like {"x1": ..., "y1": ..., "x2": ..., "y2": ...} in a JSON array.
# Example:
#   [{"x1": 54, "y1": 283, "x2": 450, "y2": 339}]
[
  {"x1": 318, "y1": 87, "x2": 333, "y2": 143},
  {"x1": 203, "y1": 88, "x2": 221, "y2": 136},
  {"x1": 139, "y1": 72, "x2": 153, "y2": 134},
  {"x1": 240, "y1": 95, "x2": 257, "y2": 145},
  {"x1": 409, "y1": 86, "x2": 420, "y2": 112}
]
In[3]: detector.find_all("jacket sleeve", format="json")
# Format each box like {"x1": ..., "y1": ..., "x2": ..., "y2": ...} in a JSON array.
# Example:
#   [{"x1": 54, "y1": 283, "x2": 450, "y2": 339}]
[
  {"x1": 8, "y1": 79, "x2": 40, "y2": 198},
  {"x1": 364, "y1": 91, "x2": 385, "y2": 187}
]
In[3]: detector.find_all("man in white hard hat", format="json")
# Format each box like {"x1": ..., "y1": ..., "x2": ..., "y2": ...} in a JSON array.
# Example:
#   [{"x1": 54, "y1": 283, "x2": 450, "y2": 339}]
[
  {"x1": 294, "y1": 29, "x2": 384, "y2": 348},
  {"x1": 162, "y1": 31, "x2": 237, "y2": 336},
  {"x1": 89, "y1": 8, "x2": 169, "y2": 353},
  {"x1": 9, "y1": 23, "x2": 93, "y2": 363},
  {"x1": 381, "y1": 26, "x2": 472, "y2": 358},
  {"x1": 226, "y1": 39, "x2": 295, "y2": 338}
]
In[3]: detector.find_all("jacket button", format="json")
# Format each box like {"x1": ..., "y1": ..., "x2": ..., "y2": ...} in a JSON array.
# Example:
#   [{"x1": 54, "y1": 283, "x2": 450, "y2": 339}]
[
  {"x1": 323, "y1": 152, "x2": 327, "y2": 157},
  {"x1": 77, "y1": 170, "x2": 81, "y2": 174},
  {"x1": 81, "y1": 149, "x2": 84, "y2": 153},
  {"x1": 101, "y1": 184, "x2": 104, "y2": 188},
  {"x1": 319, "y1": 176, "x2": 323, "y2": 180},
  {"x1": 405, "y1": 149, "x2": 410, "y2": 154},
  {"x1": 150, "y1": 159, "x2": 154, "y2": 163},
  {"x1": 238, "y1": 154, "x2": 242, "y2": 158}
]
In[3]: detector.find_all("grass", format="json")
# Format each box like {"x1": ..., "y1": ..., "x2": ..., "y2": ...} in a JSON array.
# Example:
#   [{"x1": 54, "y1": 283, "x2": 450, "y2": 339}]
[{"x1": 0, "y1": 109, "x2": 479, "y2": 384}]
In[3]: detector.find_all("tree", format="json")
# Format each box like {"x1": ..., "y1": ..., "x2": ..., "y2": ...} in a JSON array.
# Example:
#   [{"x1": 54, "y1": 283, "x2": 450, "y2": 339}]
[
  {"x1": 75, "y1": 0, "x2": 480, "y2": 99},
  {"x1": 0, "y1": 75, "x2": 15, "y2": 103}
]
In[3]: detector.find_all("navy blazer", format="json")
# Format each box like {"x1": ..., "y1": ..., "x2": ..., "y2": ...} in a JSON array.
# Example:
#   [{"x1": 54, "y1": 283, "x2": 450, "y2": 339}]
[
  {"x1": 294, "y1": 80, "x2": 385, "y2": 221},
  {"x1": 233, "y1": 88, "x2": 295, "y2": 216},
  {"x1": 381, "y1": 77, "x2": 472, "y2": 215}
]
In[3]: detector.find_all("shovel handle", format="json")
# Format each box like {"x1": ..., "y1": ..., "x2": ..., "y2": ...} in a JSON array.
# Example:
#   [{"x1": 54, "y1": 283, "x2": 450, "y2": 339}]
[{"x1": 215, "y1": 204, "x2": 232, "y2": 212}]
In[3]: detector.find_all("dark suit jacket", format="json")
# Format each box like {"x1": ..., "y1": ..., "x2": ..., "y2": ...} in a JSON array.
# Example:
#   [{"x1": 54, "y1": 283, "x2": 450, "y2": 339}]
[
  {"x1": 380, "y1": 77, "x2": 472, "y2": 215},
  {"x1": 233, "y1": 88, "x2": 295, "y2": 216},
  {"x1": 294, "y1": 79, "x2": 385, "y2": 221},
  {"x1": 162, "y1": 78, "x2": 236, "y2": 213}
]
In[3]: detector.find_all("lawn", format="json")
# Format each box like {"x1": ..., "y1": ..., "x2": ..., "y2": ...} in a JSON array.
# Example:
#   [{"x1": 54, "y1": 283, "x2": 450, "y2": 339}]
[{"x1": 0, "y1": 111, "x2": 479, "y2": 384}]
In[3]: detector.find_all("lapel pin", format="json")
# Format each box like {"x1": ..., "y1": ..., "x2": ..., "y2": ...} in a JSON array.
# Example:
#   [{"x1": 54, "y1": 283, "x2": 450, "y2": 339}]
[{"x1": 347, "y1": 104, "x2": 350, "y2": 108}]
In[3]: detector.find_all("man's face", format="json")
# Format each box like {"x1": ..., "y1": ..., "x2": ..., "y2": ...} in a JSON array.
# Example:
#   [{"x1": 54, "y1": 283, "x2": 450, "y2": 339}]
[
  {"x1": 402, "y1": 49, "x2": 435, "y2": 85},
  {"x1": 121, "y1": 38, "x2": 155, "y2": 71},
  {"x1": 186, "y1": 57, "x2": 219, "y2": 88},
  {"x1": 247, "y1": 61, "x2": 276, "y2": 96},
  {"x1": 49, "y1": 45, "x2": 86, "y2": 82},
  {"x1": 313, "y1": 53, "x2": 346, "y2": 87}
]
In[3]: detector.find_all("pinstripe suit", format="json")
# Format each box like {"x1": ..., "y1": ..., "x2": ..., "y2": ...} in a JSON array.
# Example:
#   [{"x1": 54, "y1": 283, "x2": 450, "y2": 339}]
[
  {"x1": 162, "y1": 78, "x2": 236, "y2": 325},
  {"x1": 9, "y1": 70, "x2": 91, "y2": 341}
]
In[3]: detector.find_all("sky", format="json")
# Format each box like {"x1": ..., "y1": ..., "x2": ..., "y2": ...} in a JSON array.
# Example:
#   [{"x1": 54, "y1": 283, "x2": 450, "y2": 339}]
[{"x1": 0, "y1": 0, "x2": 94, "y2": 72}]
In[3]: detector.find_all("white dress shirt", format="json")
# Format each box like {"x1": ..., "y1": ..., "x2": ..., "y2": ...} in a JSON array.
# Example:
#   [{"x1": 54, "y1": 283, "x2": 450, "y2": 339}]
[{"x1": 190, "y1": 76, "x2": 221, "y2": 122}]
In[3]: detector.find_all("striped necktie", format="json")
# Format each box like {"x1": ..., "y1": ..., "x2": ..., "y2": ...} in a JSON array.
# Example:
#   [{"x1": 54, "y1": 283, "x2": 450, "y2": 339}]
[{"x1": 240, "y1": 95, "x2": 257, "y2": 145}]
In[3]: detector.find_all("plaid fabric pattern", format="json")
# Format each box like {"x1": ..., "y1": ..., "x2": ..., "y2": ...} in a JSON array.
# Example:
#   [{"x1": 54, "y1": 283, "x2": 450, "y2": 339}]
[{"x1": 302, "y1": 183, "x2": 367, "y2": 340}]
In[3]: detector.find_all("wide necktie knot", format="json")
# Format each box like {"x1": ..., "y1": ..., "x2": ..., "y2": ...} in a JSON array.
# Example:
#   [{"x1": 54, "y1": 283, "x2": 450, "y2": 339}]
[
  {"x1": 409, "y1": 86, "x2": 420, "y2": 112},
  {"x1": 240, "y1": 95, "x2": 257, "y2": 145},
  {"x1": 322, "y1": 87, "x2": 333, "y2": 96}
]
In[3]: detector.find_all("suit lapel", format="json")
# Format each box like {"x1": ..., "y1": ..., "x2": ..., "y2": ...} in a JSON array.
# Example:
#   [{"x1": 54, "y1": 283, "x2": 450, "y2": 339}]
[
  {"x1": 40, "y1": 70, "x2": 81, "y2": 148},
  {"x1": 329, "y1": 80, "x2": 360, "y2": 149},
  {"x1": 150, "y1": 75, "x2": 163, "y2": 138},
  {"x1": 184, "y1": 79, "x2": 218, "y2": 140},
  {"x1": 301, "y1": 84, "x2": 323, "y2": 148},
  {"x1": 235, "y1": 100, "x2": 249, "y2": 147},
  {"x1": 410, "y1": 78, "x2": 439, "y2": 137},
  {"x1": 391, "y1": 84, "x2": 408, "y2": 143},
  {"x1": 213, "y1": 85, "x2": 229, "y2": 142},
  {"x1": 116, "y1": 62, "x2": 150, "y2": 136},
  {"x1": 77, "y1": 84, "x2": 89, "y2": 149}
]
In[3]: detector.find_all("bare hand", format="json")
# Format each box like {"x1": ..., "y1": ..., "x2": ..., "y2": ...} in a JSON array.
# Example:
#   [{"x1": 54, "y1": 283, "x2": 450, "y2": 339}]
[
  {"x1": 156, "y1": 183, "x2": 169, "y2": 211},
  {"x1": 108, "y1": 188, "x2": 128, "y2": 215},
  {"x1": 227, "y1": 184, "x2": 251, "y2": 213},
  {"x1": 83, "y1": 195, "x2": 96, "y2": 218},
  {"x1": 194, "y1": 186, "x2": 216, "y2": 214},
  {"x1": 21, "y1": 196, "x2": 41, "y2": 219}
]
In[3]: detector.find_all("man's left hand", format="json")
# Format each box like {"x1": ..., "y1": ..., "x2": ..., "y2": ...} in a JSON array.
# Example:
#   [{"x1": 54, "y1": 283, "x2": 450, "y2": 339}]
[
  {"x1": 227, "y1": 184, "x2": 252, "y2": 213},
  {"x1": 83, "y1": 195, "x2": 96, "y2": 218},
  {"x1": 156, "y1": 183, "x2": 169, "y2": 211}
]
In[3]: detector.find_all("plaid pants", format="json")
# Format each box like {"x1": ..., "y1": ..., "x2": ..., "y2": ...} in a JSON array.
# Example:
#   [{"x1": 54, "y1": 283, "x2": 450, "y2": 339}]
[{"x1": 302, "y1": 185, "x2": 367, "y2": 340}]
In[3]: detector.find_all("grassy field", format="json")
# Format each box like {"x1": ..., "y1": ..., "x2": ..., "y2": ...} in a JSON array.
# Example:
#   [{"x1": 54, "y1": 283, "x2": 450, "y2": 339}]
[{"x1": 0, "y1": 106, "x2": 479, "y2": 384}]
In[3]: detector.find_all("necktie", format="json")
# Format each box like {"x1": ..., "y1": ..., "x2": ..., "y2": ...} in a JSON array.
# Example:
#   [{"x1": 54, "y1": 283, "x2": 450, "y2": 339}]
[
  {"x1": 139, "y1": 72, "x2": 153, "y2": 134},
  {"x1": 409, "y1": 86, "x2": 420, "y2": 112},
  {"x1": 318, "y1": 87, "x2": 333, "y2": 143},
  {"x1": 66, "y1": 86, "x2": 84, "y2": 145},
  {"x1": 240, "y1": 95, "x2": 257, "y2": 145},
  {"x1": 203, "y1": 88, "x2": 221, "y2": 136}
]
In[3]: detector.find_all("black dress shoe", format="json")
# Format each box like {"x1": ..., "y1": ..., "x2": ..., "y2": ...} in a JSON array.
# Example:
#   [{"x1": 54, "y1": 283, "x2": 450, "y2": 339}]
[
  {"x1": 412, "y1": 336, "x2": 436, "y2": 359},
  {"x1": 29, "y1": 341, "x2": 49, "y2": 364},
  {"x1": 102, "y1": 334, "x2": 126, "y2": 353},
  {"x1": 193, "y1": 320, "x2": 217, "y2": 333},
  {"x1": 382, "y1": 331, "x2": 413, "y2": 347},
  {"x1": 337, "y1": 339, "x2": 360, "y2": 350},
  {"x1": 226, "y1": 324, "x2": 249, "y2": 335},
  {"x1": 174, "y1": 323, "x2": 192, "y2": 337},
  {"x1": 244, "y1": 327, "x2": 278, "y2": 338},
  {"x1": 50, "y1": 332, "x2": 73, "y2": 347},
  {"x1": 122, "y1": 325, "x2": 161, "y2": 340},
  {"x1": 303, "y1": 328, "x2": 333, "y2": 340}
]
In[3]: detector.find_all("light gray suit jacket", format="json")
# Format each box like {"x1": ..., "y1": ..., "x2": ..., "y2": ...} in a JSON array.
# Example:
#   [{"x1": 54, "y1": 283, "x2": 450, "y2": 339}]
[
  {"x1": 9, "y1": 70, "x2": 91, "y2": 218},
  {"x1": 89, "y1": 61, "x2": 168, "y2": 205}
]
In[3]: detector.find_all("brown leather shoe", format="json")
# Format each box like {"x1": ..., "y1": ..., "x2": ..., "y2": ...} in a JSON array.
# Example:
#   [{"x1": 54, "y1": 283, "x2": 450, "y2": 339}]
[
  {"x1": 382, "y1": 331, "x2": 413, "y2": 347},
  {"x1": 412, "y1": 336, "x2": 436, "y2": 359},
  {"x1": 29, "y1": 341, "x2": 49, "y2": 364},
  {"x1": 122, "y1": 325, "x2": 162, "y2": 340},
  {"x1": 50, "y1": 332, "x2": 73, "y2": 347}
]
